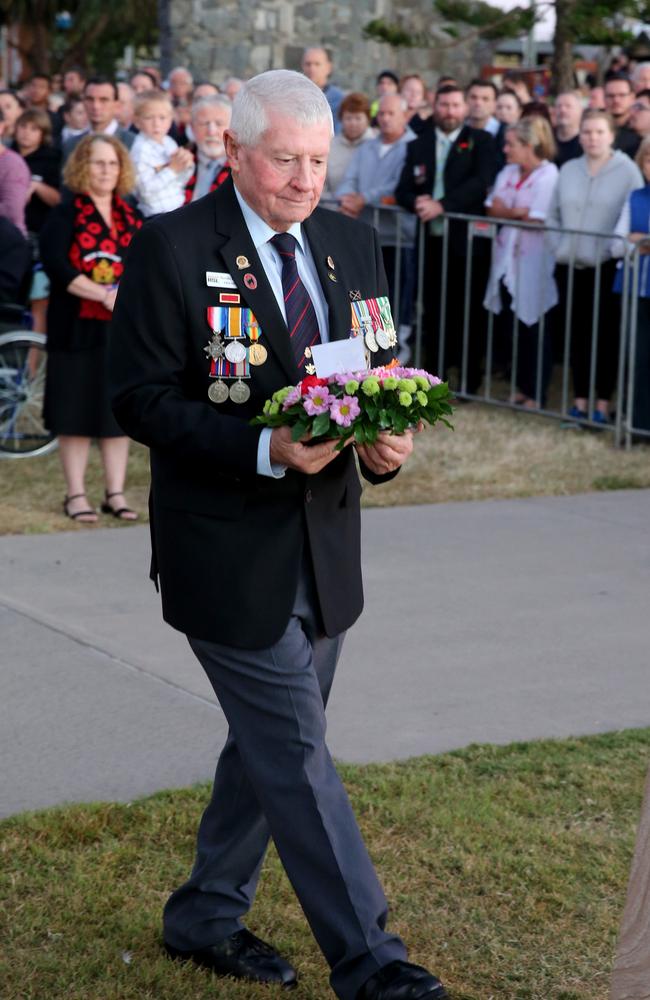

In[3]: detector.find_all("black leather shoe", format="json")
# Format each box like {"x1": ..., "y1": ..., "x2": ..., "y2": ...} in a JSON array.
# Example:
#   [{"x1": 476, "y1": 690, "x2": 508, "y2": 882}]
[
  {"x1": 357, "y1": 960, "x2": 449, "y2": 1000},
  {"x1": 164, "y1": 928, "x2": 297, "y2": 988}
]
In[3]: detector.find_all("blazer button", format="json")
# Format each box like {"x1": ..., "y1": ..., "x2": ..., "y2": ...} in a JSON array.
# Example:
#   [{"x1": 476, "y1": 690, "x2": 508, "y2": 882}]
[{"x1": 305, "y1": 489, "x2": 313, "y2": 503}]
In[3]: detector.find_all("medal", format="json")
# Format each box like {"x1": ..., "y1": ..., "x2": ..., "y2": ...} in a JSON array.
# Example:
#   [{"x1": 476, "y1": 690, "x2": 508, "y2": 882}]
[
  {"x1": 249, "y1": 342, "x2": 268, "y2": 365},
  {"x1": 305, "y1": 363, "x2": 316, "y2": 375},
  {"x1": 225, "y1": 341, "x2": 247, "y2": 363},
  {"x1": 204, "y1": 332, "x2": 225, "y2": 360},
  {"x1": 375, "y1": 329, "x2": 391, "y2": 350},
  {"x1": 327, "y1": 272, "x2": 337, "y2": 282},
  {"x1": 327, "y1": 255, "x2": 335, "y2": 270},
  {"x1": 365, "y1": 329, "x2": 379, "y2": 352},
  {"x1": 208, "y1": 380, "x2": 229, "y2": 403},
  {"x1": 229, "y1": 379, "x2": 250, "y2": 403},
  {"x1": 244, "y1": 273, "x2": 257, "y2": 290},
  {"x1": 236, "y1": 255, "x2": 250, "y2": 269}
]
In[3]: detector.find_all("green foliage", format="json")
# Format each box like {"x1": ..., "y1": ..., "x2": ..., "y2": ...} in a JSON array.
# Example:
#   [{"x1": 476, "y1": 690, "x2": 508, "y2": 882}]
[
  {"x1": 435, "y1": 0, "x2": 537, "y2": 40},
  {"x1": 362, "y1": 18, "x2": 427, "y2": 48},
  {"x1": 0, "y1": 0, "x2": 158, "y2": 74}
]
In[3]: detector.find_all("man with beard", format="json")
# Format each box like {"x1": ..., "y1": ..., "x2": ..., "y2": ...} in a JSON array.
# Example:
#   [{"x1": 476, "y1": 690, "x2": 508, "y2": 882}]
[
  {"x1": 184, "y1": 94, "x2": 232, "y2": 202},
  {"x1": 395, "y1": 83, "x2": 497, "y2": 391}
]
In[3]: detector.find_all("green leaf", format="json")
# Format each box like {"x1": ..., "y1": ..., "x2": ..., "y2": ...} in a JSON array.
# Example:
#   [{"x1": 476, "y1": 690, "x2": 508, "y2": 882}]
[
  {"x1": 354, "y1": 423, "x2": 368, "y2": 444},
  {"x1": 311, "y1": 412, "x2": 332, "y2": 438},
  {"x1": 291, "y1": 419, "x2": 309, "y2": 442}
]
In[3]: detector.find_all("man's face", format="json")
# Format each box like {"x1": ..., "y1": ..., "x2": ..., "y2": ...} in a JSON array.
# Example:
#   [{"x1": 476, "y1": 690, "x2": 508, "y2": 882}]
[
  {"x1": 636, "y1": 66, "x2": 650, "y2": 93},
  {"x1": 466, "y1": 85, "x2": 495, "y2": 124},
  {"x1": 27, "y1": 77, "x2": 50, "y2": 107},
  {"x1": 604, "y1": 81, "x2": 634, "y2": 122},
  {"x1": 226, "y1": 111, "x2": 331, "y2": 230},
  {"x1": 170, "y1": 69, "x2": 193, "y2": 101},
  {"x1": 631, "y1": 98, "x2": 650, "y2": 137},
  {"x1": 434, "y1": 91, "x2": 467, "y2": 133},
  {"x1": 376, "y1": 95, "x2": 407, "y2": 143},
  {"x1": 555, "y1": 94, "x2": 582, "y2": 132},
  {"x1": 193, "y1": 104, "x2": 231, "y2": 158},
  {"x1": 377, "y1": 76, "x2": 398, "y2": 97},
  {"x1": 84, "y1": 83, "x2": 117, "y2": 130},
  {"x1": 63, "y1": 71, "x2": 84, "y2": 96},
  {"x1": 301, "y1": 49, "x2": 331, "y2": 89},
  {"x1": 401, "y1": 78, "x2": 424, "y2": 111}
]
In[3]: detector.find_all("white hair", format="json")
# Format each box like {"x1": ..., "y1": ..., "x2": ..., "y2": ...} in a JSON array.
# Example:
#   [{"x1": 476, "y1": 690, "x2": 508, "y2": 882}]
[
  {"x1": 191, "y1": 94, "x2": 232, "y2": 122},
  {"x1": 170, "y1": 66, "x2": 193, "y2": 82},
  {"x1": 230, "y1": 69, "x2": 333, "y2": 146},
  {"x1": 379, "y1": 93, "x2": 408, "y2": 113}
]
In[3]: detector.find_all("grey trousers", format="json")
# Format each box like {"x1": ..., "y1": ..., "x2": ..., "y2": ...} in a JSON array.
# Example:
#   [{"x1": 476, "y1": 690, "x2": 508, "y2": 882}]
[{"x1": 163, "y1": 559, "x2": 407, "y2": 1000}]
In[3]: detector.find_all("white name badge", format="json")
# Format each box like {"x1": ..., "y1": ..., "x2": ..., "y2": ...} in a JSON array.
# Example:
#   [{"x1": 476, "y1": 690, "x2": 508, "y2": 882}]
[
  {"x1": 206, "y1": 271, "x2": 237, "y2": 289},
  {"x1": 311, "y1": 336, "x2": 367, "y2": 378}
]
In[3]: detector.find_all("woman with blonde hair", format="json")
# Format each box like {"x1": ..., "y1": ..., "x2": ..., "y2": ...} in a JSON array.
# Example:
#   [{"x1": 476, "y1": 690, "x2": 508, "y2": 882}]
[
  {"x1": 483, "y1": 115, "x2": 559, "y2": 406},
  {"x1": 40, "y1": 134, "x2": 142, "y2": 522},
  {"x1": 547, "y1": 108, "x2": 643, "y2": 423}
]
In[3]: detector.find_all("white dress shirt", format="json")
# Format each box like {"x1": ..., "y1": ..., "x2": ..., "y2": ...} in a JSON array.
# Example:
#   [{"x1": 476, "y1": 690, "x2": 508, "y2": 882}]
[{"x1": 233, "y1": 185, "x2": 330, "y2": 477}]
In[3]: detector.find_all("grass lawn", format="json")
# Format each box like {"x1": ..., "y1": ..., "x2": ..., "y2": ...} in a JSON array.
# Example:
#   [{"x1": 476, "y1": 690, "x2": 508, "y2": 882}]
[
  {"x1": 1, "y1": 401, "x2": 650, "y2": 535},
  {"x1": 1, "y1": 730, "x2": 648, "y2": 1000}
]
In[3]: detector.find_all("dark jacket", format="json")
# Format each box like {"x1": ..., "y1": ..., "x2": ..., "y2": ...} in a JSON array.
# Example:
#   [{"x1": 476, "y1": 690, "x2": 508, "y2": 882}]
[
  {"x1": 395, "y1": 123, "x2": 498, "y2": 252},
  {"x1": 109, "y1": 178, "x2": 395, "y2": 648}
]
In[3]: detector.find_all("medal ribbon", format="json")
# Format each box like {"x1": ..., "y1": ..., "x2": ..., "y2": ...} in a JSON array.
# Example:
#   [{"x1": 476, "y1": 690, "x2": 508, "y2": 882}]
[
  {"x1": 207, "y1": 306, "x2": 225, "y2": 332},
  {"x1": 377, "y1": 296, "x2": 395, "y2": 332},
  {"x1": 233, "y1": 358, "x2": 250, "y2": 378},
  {"x1": 367, "y1": 297, "x2": 383, "y2": 331},
  {"x1": 226, "y1": 308, "x2": 244, "y2": 339}
]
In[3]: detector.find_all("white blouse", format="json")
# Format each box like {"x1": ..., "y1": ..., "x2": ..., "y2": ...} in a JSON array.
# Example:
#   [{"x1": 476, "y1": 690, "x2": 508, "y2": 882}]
[{"x1": 483, "y1": 160, "x2": 559, "y2": 327}]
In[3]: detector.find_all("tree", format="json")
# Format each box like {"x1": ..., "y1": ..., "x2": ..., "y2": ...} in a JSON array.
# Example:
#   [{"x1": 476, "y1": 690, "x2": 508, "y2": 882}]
[
  {"x1": 364, "y1": 0, "x2": 650, "y2": 94},
  {"x1": 0, "y1": 0, "x2": 158, "y2": 78}
]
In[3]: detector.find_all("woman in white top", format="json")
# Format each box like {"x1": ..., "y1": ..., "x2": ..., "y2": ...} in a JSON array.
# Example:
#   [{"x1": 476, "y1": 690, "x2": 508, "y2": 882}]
[
  {"x1": 484, "y1": 115, "x2": 559, "y2": 407},
  {"x1": 546, "y1": 109, "x2": 643, "y2": 423}
]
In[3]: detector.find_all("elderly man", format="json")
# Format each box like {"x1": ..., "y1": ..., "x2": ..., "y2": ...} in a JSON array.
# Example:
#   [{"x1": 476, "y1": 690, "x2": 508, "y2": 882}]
[
  {"x1": 110, "y1": 69, "x2": 448, "y2": 1000},
  {"x1": 633, "y1": 61, "x2": 650, "y2": 94},
  {"x1": 185, "y1": 94, "x2": 232, "y2": 201},
  {"x1": 630, "y1": 89, "x2": 650, "y2": 140},
  {"x1": 554, "y1": 90, "x2": 583, "y2": 166},
  {"x1": 301, "y1": 46, "x2": 344, "y2": 132},
  {"x1": 168, "y1": 65, "x2": 194, "y2": 106}
]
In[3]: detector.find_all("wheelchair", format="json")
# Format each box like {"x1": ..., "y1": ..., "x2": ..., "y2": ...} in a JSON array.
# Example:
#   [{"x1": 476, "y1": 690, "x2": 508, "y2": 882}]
[{"x1": 0, "y1": 300, "x2": 57, "y2": 458}]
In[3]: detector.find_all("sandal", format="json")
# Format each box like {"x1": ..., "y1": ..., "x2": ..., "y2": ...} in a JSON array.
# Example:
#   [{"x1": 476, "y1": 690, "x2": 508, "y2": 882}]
[
  {"x1": 100, "y1": 490, "x2": 138, "y2": 521},
  {"x1": 63, "y1": 493, "x2": 98, "y2": 523}
]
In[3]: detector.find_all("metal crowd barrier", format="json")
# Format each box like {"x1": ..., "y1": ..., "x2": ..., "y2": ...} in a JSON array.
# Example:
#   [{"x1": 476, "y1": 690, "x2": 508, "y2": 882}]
[{"x1": 320, "y1": 198, "x2": 648, "y2": 448}]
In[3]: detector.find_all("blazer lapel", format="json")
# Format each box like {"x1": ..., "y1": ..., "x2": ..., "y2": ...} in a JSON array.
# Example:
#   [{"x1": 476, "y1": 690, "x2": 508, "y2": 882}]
[
  {"x1": 303, "y1": 210, "x2": 351, "y2": 343},
  {"x1": 212, "y1": 180, "x2": 297, "y2": 384}
]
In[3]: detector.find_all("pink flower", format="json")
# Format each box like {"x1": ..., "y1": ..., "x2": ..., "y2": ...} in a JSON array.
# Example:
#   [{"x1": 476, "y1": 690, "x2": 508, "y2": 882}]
[
  {"x1": 281, "y1": 386, "x2": 303, "y2": 410},
  {"x1": 303, "y1": 386, "x2": 334, "y2": 415},
  {"x1": 330, "y1": 395, "x2": 361, "y2": 427}
]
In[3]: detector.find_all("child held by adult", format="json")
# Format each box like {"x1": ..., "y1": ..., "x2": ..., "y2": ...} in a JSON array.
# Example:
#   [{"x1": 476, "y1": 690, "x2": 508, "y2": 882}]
[{"x1": 130, "y1": 90, "x2": 194, "y2": 217}]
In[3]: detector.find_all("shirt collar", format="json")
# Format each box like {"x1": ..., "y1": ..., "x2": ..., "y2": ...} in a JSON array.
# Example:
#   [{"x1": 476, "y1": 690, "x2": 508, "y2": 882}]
[
  {"x1": 233, "y1": 184, "x2": 305, "y2": 254},
  {"x1": 198, "y1": 149, "x2": 226, "y2": 171},
  {"x1": 435, "y1": 126, "x2": 461, "y2": 145}
]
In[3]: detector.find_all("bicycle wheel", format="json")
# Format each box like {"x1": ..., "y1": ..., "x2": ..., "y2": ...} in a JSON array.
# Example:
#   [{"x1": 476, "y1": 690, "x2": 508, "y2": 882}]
[{"x1": 0, "y1": 331, "x2": 57, "y2": 458}]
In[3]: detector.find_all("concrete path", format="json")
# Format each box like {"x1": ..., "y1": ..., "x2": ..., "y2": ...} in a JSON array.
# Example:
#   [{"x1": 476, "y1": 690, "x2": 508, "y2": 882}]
[{"x1": 1, "y1": 489, "x2": 649, "y2": 818}]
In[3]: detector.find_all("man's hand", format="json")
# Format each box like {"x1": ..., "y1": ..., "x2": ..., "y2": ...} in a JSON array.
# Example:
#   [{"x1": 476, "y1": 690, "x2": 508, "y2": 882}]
[
  {"x1": 270, "y1": 425, "x2": 350, "y2": 475},
  {"x1": 414, "y1": 195, "x2": 444, "y2": 222},
  {"x1": 355, "y1": 427, "x2": 421, "y2": 476},
  {"x1": 339, "y1": 193, "x2": 366, "y2": 218}
]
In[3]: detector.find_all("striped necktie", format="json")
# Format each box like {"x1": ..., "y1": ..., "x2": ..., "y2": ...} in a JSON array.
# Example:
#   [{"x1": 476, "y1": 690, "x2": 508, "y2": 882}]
[{"x1": 270, "y1": 232, "x2": 321, "y2": 373}]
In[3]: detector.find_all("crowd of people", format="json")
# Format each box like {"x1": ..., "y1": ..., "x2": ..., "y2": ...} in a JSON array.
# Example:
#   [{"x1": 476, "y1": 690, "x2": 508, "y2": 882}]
[{"x1": 1, "y1": 48, "x2": 650, "y2": 520}]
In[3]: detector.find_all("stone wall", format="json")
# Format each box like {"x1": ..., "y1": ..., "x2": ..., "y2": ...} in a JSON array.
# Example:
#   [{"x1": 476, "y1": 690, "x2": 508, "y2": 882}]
[{"x1": 170, "y1": 0, "x2": 494, "y2": 90}]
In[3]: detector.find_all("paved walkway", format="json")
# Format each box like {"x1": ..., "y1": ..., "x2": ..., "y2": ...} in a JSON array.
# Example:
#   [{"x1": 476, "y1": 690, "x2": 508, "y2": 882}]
[{"x1": 1, "y1": 489, "x2": 649, "y2": 818}]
